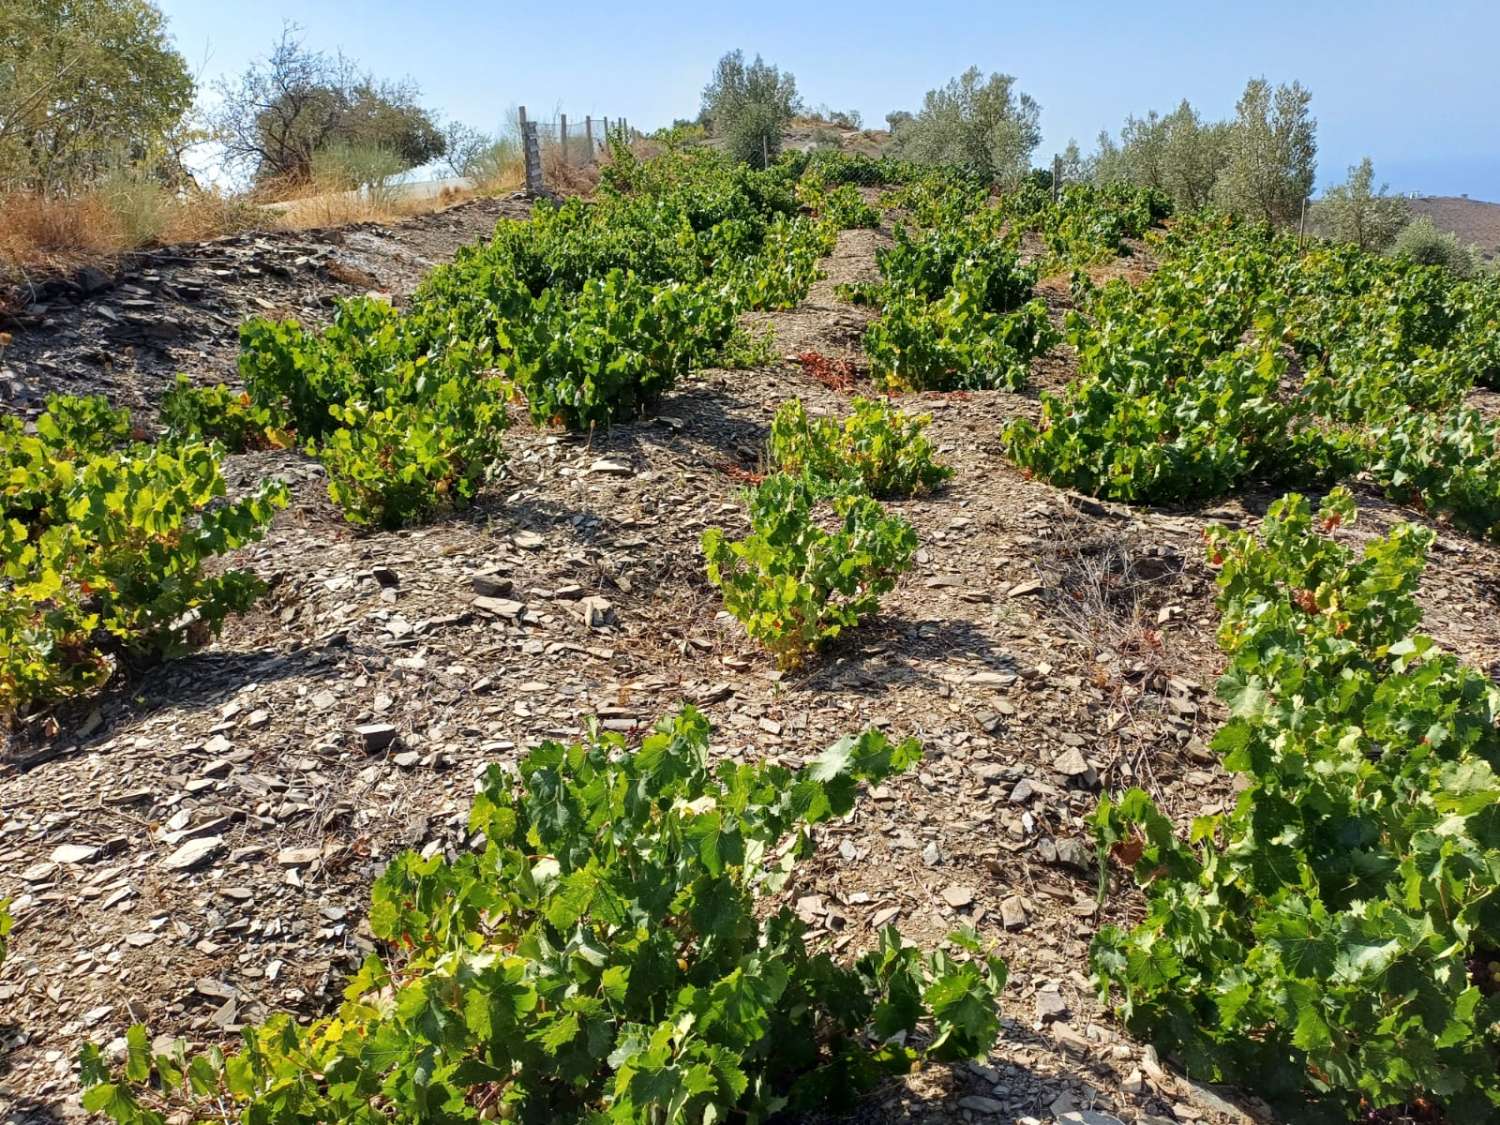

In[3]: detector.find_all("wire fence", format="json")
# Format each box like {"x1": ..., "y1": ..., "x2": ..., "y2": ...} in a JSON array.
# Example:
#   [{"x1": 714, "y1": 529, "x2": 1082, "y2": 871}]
[{"x1": 516, "y1": 107, "x2": 644, "y2": 192}]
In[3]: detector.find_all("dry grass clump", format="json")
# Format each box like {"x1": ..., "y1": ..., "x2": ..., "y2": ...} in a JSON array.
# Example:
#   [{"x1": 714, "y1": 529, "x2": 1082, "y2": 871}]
[
  {"x1": 0, "y1": 184, "x2": 260, "y2": 286},
  {"x1": 0, "y1": 163, "x2": 528, "y2": 289}
]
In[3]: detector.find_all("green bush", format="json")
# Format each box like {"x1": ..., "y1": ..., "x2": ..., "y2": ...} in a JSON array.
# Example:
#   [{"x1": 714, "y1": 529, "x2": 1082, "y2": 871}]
[
  {"x1": 0, "y1": 898, "x2": 10, "y2": 968},
  {"x1": 1092, "y1": 489, "x2": 1500, "y2": 1120},
  {"x1": 159, "y1": 375, "x2": 276, "y2": 451},
  {"x1": 1370, "y1": 407, "x2": 1500, "y2": 541},
  {"x1": 727, "y1": 214, "x2": 833, "y2": 310},
  {"x1": 770, "y1": 397, "x2": 952, "y2": 497},
  {"x1": 81, "y1": 708, "x2": 1007, "y2": 1124},
  {"x1": 866, "y1": 290, "x2": 1054, "y2": 392},
  {"x1": 1005, "y1": 340, "x2": 1357, "y2": 504},
  {"x1": 1391, "y1": 216, "x2": 1476, "y2": 278},
  {"x1": 1, "y1": 397, "x2": 286, "y2": 710},
  {"x1": 317, "y1": 381, "x2": 508, "y2": 529},
  {"x1": 851, "y1": 213, "x2": 1055, "y2": 391},
  {"x1": 1456, "y1": 273, "x2": 1500, "y2": 390},
  {"x1": 797, "y1": 173, "x2": 879, "y2": 229},
  {"x1": 239, "y1": 297, "x2": 461, "y2": 441},
  {"x1": 512, "y1": 272, "x2": 735, "y2": 430},
  {"x1": 703, "y1": 474, "x2": 916, "y2": 669}
]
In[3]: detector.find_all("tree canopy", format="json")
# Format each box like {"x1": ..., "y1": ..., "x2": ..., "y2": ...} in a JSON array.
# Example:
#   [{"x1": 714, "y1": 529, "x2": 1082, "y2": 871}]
[
  {"x1": 0, "y1": 0, "x2": 194, "y2": 191},
  {"x1": 1212, "y1": 78, "x2": 1317, "y2": 224},
  {"x1": 1091, "y1": 78, "x2": 1316, "y2": 226},
  {"x1": 887, "y1": 67, "x2": 1040, "y2": 183},
  {"x1": 701, "y1": 49, "x2": 801, "y2": 169},
  {"x1": 1318, "y1": 157, "x2": 1410, "y2": 252},
  {"x1": 210, "y1": 26, "x2": 446, "y2": 186}
]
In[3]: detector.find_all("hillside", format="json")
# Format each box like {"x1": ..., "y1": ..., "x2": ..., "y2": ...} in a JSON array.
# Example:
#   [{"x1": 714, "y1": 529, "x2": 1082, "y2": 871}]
[
  {"x1": 3, "y1": 154, "x2": 1499, "y2": 1124},
  {"x1": 1409, "y1": 194, "x2": 1500, "y2": 264}
]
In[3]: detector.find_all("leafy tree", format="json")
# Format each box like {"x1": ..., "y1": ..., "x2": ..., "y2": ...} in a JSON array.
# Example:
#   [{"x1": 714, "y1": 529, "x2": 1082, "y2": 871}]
[
  {"x1": 1211, "y1": 78, "x2": 1317, "y2": 225},
  {"x1": 1091, "y1": 99, "x2": 1228, "y2": 210},
  {"x1": 1058, "y1": 139, "x2": 1087, "y2": 185},
  {"x1": 1392, "y1": 215, "x2": 1477, "y2": 277},
  {"x1": 1317, "y1": 157, "x2": 1410, "y2": 252},
  {"x1": 1160, "y1": 100, "x2": 1231, "y2": 209},
  {"x1": 0, "y1": 0, "x2": 194, "y2": 191},
  {"x1": 701, "y1": 49, "x2": 801, "y2": 169},
  {"x1": 888, "y1": 67, "x2": 1040, "y2": 183},
  {"x1": 210, "y1": 25, "x2": 445, "y2": 186}
]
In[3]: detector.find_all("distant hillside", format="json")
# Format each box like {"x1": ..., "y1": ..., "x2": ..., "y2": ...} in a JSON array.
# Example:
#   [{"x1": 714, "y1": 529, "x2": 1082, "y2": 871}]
[{"x1": 1408, "y1": 196, "x2": 1500, "y2": 265}]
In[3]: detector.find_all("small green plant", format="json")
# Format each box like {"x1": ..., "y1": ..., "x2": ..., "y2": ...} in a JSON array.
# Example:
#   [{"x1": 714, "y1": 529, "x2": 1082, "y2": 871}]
[
  {"x1": 1092, "y1": 489, "x2": 1500, "y2": 1120},
  {"x1": 714, "y1": 321, "x2": 777, "y2": 369},
  {"x1": 1, "y1": 397, "x2": 286, "y2": 710},
  {"x1": 866, "y1": 290, "x2": 1055, "y2": 392},
  {"x1": 1370, "y1": 406, "x2": 1500, "y2": 541},
  {"x1": 0, "y1": 898, "x2": 11, "y2": 969},
  {"x1": 159, "y1": 375, "x2": 277, "y2": 451},
  {"x1": 80, "y1": 708, "x2": 1007, "y2": 1123},
  {"x1": 316, "y1": 379, "x2": 508, "y2": 529},
  {"x1": 770, "y1": 397, "x2": 952, "y2": 497},
  {"x1": 1005, "y1": 340, "x2": 1357, "y2": 503},
  {"x1": 702, "y1": 474, "x2": 916, "y2": 669},
  {"x1": 511, "y1": 272, "x2": 736, "y2": 430}
]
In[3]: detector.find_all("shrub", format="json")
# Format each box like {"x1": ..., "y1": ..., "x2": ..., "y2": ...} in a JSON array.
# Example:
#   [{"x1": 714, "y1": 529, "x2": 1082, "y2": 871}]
[
  {"x1": 1456, "y1": 273, "x2": 1500, "y2": 390},
  {"x1": 1391, "y1": 216, "x2": 1476, "y2": 278},
  {"x1": 1, "y1": 397, "x2": 286, "y2": 710},
  {"x1": 512, "y1": 272, "x2": 736, "y2": 429},
  {"x1": 1005, "y1": 340, "x2": 1356, "y2": 504},
  {"x1": 798, "y1": 174, "x2": 879, "y2": 230},
  {"x1": 702, "y1": 474, "x2": 916, "y2": 669},
  {"x1": 728, "y1": 214, "x2": 834, "y2": 310},
  {"x1": 317, "y1": 380, "x2": 508, "y2": 529},
  {"x1": 770, "y1": 397, "x2": 952, "y2": 498},
  {"x1": 1370, "y1": 407, "x2": 1500, "y2": 541},
  {"x1": 239, "y1": 297, "x2": 452, "y2": 441},
  {"x1": 866, "y1": 290, "x2": 1055, "y2": 392},
  {"x1": 159, "y1": 375, "x2": 276, "y2": 451},
  {"x1": 1092, "y1": 489, "x2": 1500, "y2": 1120},
  {"x1": 81, "y1": 708, "x2": 1007, "y2": 1124},
  {"x1": 853, "y1": 214, "x2": 1055, "y2": 391}
]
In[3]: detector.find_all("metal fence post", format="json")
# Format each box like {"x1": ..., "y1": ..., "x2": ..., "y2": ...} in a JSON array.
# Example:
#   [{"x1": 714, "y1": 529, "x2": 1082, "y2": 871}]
[{"x1": 560, "y1": 113, "x2": 569, "y2": 165}]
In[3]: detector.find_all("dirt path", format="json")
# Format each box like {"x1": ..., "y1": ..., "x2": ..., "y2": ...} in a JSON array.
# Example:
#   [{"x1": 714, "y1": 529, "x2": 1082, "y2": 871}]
[{"x1": 3, "y1": 204, "x2": 1499, "y2": 1125}]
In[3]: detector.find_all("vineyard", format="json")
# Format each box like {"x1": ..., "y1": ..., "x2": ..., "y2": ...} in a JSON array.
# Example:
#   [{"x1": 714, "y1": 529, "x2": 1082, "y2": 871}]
[{"x1": 2, "y1": 140, "x2": 1500, "y2": 1125}]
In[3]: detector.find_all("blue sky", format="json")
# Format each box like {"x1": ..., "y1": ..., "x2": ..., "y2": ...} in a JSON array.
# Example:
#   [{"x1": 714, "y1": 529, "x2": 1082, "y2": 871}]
[{"x1": 158, "y1": 0, "x2": 1500, "y2": 200}]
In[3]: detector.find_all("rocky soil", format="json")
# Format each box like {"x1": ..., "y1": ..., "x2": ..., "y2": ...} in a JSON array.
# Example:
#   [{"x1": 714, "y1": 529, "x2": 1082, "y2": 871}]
[{"x1": 3, "y1": 194, "x2": 1499, "y2": 1125}]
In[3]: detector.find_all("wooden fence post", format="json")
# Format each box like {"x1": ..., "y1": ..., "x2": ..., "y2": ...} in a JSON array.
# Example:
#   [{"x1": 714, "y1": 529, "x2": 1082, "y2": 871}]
[
  {"x1": 560, "y1": 113, "x2": 568, "y2": 165},
  {"x1": 602, "y1": 116, "x2": 610, "y2": 150},
  {"x1": 1052, "y1": 153, "x2": 1062, "y2": 202},
  {"x1": 585, "y1": 116, "x2": 594, "y2": 158}
]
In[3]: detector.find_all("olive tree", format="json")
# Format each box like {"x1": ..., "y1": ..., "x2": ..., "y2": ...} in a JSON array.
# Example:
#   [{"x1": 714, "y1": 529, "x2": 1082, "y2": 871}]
[
  {"x1": 1091, "y1": 99, "x2": 1228, "y2": 210},
  {"x1": 1212, "y1": 78, "x2": 1317, "y2": 225},
  {"x1": 0, "y1": 0, "x2": 194, "y2": 191},
  {"x1": 701, "y1": 50, "x2": 801, "y2": 169},
  {"x1": 1318, "y1": 157, "x2": 1410, "y2": 252},
  {"x1": 888, "y1": 67, "x2": 1040, "y2": 182}
]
